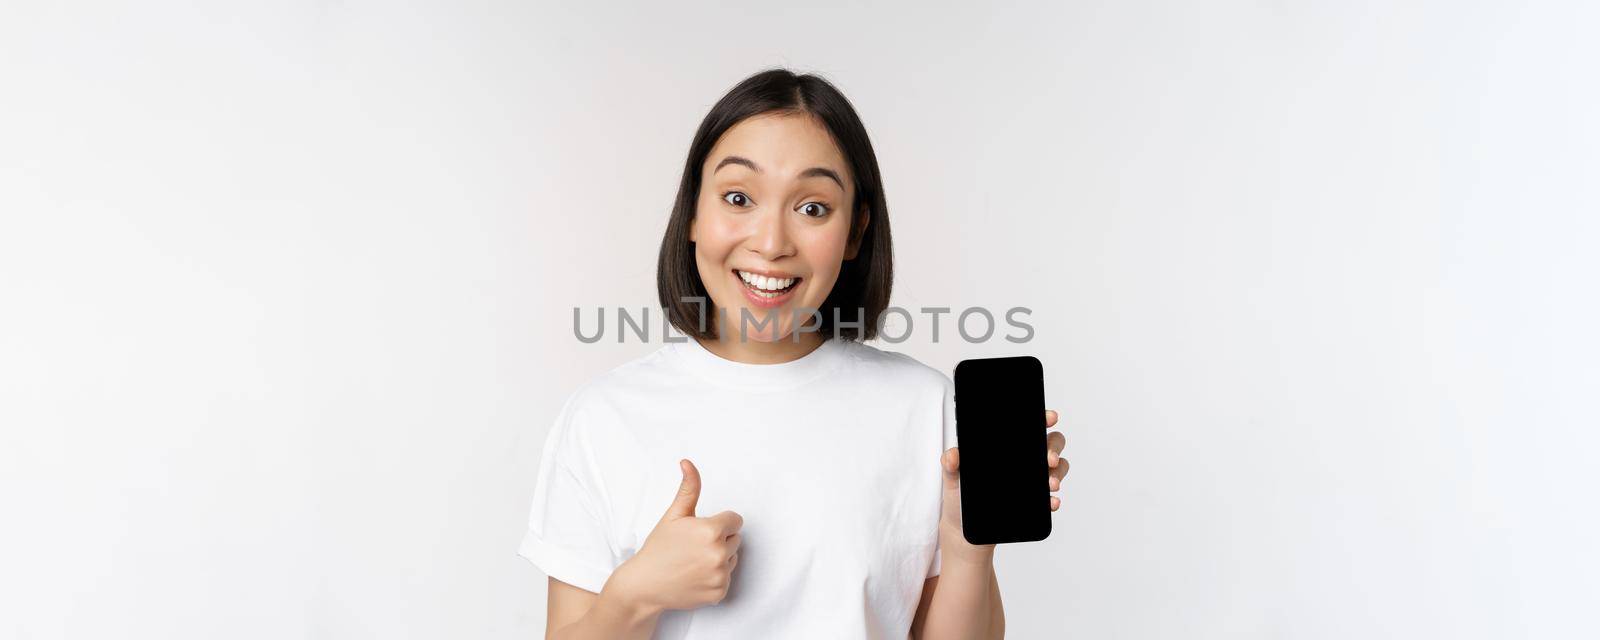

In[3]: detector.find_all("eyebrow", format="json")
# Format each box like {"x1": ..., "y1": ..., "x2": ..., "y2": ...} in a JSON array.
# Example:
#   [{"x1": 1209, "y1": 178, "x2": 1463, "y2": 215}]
[{"x1": 713, "y1": 155, "x2": 846, "y2": 191}]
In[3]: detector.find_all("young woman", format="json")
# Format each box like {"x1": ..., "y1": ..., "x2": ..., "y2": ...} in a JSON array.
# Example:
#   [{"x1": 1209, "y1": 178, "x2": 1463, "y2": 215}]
[{"x1": 518, "y1": 68, "x2": 1068, "y2": 640}]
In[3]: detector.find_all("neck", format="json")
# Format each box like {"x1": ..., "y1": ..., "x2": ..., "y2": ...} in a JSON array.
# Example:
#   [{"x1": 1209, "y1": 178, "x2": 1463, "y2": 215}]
[{"x1": 698, "y1": 327, "x2": 826, "y2": 364}]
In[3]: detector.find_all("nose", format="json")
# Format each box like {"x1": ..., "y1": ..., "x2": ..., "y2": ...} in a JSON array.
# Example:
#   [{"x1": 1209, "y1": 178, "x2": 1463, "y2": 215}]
[{"x1": 745, "y1": 206, "x2": 795, "y2": 261}]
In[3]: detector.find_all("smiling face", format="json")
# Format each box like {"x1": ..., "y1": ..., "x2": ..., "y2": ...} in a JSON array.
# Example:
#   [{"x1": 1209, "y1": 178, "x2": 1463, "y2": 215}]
[{"x1": 689, "y1": 112, "x2": 868, "y2": 344}]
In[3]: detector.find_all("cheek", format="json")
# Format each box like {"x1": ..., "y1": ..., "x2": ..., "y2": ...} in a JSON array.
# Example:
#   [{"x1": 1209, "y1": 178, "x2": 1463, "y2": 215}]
[
  {"x1": 800, "y1": 226, "x2": 853, "y2": 292},
  {"x1": 692, "y1": 204, "x2": 745, "y2": 249},
  {"x1": 690, "y1": 211, "x2": 743, "y2": 295},
  {"x1": 691, "y1": 211, "x2": 734, "y2": 261},
  {"x1": 692, "y1": 242, "x2": 728, "y2": 289}
]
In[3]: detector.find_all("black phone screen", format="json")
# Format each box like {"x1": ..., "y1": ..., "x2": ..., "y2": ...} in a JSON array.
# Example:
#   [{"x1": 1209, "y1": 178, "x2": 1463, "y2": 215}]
[{"x1": 953, "y1": 356, "x2": 1052, "y2": 545}]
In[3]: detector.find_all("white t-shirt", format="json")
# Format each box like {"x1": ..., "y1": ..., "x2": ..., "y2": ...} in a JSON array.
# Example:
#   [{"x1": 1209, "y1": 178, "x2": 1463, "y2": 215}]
[{"x1": 518, "y1": 336, "x2": 959, "y2": 639}]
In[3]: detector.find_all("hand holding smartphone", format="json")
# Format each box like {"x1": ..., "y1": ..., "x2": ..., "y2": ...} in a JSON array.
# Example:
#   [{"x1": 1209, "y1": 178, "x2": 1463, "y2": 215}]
[{"x1": 952, "y1": 356, "x2": 1053, "y2": 545}]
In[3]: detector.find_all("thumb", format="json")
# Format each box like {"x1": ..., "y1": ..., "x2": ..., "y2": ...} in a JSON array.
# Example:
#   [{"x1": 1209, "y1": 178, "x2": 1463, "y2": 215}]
[
  {"x1": 663, "y1": 458, "x2": 701, "y2": 520},
  {"x1": 941, "y1": 447, "x2": 961, "y2": 493}
]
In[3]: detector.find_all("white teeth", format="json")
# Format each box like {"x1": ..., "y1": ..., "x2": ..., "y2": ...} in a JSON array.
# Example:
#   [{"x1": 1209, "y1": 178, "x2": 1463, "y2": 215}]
[{"x1": 737, "y1": 270, "x2": 795, "y2": 291}]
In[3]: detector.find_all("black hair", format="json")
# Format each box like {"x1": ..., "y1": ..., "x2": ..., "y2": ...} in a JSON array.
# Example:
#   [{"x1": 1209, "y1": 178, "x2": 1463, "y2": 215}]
[{"x1": 656, "y1": 68, "x2": 893, "y2": 341}]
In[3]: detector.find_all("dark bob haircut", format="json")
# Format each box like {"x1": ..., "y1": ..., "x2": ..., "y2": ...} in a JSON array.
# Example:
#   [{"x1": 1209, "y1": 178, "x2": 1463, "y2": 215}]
[{"x1": 656, "y1": 68, "x2": 893, "y2": 342}]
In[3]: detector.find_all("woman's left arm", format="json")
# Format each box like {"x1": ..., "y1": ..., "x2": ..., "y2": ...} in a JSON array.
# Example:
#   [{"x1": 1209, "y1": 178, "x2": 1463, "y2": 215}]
[
  {"x1": 913, "y1": 409, "x2": 1066, "y2": 640},
  {"x1": 912, "y1": 540, "x2": 1003, "y2": 640}
]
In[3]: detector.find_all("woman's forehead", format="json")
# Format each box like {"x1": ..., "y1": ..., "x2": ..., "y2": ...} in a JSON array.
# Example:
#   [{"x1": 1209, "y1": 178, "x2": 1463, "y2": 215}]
[{"x1": 705, "y1": 113, "x2": 850, "y2": 181}]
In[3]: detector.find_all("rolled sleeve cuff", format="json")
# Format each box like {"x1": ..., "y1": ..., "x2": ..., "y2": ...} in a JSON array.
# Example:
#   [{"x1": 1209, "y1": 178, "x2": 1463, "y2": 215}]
[{"x1": 517, "y1": 531, "x2": 616, "y2": 595}]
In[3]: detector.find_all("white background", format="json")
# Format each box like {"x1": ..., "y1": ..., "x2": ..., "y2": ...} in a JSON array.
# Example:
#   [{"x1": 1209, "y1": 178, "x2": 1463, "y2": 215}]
[{"x1": 3, "y1": 1, "x2": 1597, "y2": 638}]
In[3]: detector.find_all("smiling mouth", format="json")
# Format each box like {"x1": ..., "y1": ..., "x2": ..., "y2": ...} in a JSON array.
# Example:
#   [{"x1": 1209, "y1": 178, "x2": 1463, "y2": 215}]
[{"x1": 733, "y1": 269, "x2": 801, "y2": 299}]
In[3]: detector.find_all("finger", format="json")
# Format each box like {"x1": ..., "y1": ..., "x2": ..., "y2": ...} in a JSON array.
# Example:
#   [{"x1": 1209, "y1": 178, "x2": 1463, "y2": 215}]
[
  {"x1": 708, "y1": 509, "x2": 744, "y2": 537},
  {"x1": 1047, "y1": 431, "x2": 1066, "y2": 463},
  {"x1": 1051, "y1": 495, "x2": 1061, "y2": 511},
  {"x1": 942, "y1": 447, "x2": 961, "y2": 492},
  {"x1": 1049, "y1": 459, "x2": 1071, "y2": 491},
  {"x1": 1044, "y1": 409, "x2": 1058, "y2": 429},
  {"x1": 722, "y1": 531, "x2": 742, "y2": 554},
  {"x1": 1050, "y1": 458, "x2": 1070, "y2": 487}
]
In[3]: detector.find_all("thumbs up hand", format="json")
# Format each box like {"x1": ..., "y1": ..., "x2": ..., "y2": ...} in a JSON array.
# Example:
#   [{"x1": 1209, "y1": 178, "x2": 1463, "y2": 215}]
[{"x1": 607, "y1": 459, "x2": 743, "y2": 613}]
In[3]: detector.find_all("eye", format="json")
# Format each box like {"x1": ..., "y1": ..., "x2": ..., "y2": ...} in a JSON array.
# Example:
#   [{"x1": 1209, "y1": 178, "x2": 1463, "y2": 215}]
[
  {"x1": 721, "y1": 191, "x2": 753, "y2": 208},
  {"x1": 798, "y1": 202, "x2": 832, "y2": 217}
]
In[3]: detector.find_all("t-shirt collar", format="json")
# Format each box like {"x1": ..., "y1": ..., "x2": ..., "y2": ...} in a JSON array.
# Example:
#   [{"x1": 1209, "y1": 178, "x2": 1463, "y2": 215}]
[{"x1": 668, "y1": 335, "x2": 848, "y2": 391}]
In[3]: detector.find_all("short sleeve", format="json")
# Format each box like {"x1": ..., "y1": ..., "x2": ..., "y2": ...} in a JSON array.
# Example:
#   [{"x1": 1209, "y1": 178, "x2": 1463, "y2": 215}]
[
  {"x1": 929, "y1": 372, "x2": 959, "y2": 578},
  {"x1": 518, "y1": 391, "x2": 620, "y2": 594}
]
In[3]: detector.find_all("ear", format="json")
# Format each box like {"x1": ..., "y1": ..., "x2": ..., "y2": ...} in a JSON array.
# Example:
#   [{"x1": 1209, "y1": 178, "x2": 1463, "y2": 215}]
[{"x1": 843, "y1": 203, "x2": 871, "y2": 260}]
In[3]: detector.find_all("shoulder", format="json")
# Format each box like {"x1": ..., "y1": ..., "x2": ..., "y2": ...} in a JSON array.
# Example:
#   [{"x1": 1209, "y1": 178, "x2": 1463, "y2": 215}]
[
  {"x1": 558, "y1": 345, "x2": 679, "y2": 412},
  {"x1": 833, "y1": 339, "x2": 953, "y2": 393},
  {"x1": 540, "y1": 346, "x2": 679, "y2": 462}
]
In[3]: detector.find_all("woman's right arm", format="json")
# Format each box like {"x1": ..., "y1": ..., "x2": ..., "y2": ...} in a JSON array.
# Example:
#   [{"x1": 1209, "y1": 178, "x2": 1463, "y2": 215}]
[
  {"x1": 545, "y1": 459, "x2": 742, "y2": 640},
  {"x1": 546, "y1": 575, "x2": 662, "y2": 640}
]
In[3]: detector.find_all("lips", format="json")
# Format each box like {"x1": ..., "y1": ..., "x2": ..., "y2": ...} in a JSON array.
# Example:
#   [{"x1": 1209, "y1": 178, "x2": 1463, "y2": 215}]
[
  {"x1": 732, "y1": 269, "x2": 801, "y2": 309},
  {"x1": 735, "y1": 269, "x2": 798, "y2": 291}
]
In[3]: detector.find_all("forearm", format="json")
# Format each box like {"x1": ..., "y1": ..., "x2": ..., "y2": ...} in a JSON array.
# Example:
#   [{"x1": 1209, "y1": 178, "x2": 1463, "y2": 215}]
[
  {"x1": 985, "y1": 561, "x2": 1004, "y2": 638},
  {"x1": 550, "y1": 581, "x2": 662, "y2": 640},
  {"x1": 920, "y1": 527, "x2": 1005, "y2": 640}
]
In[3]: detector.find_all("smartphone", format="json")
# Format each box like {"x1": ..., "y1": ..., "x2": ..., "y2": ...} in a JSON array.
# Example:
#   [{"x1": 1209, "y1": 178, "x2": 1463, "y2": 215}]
[{"x1": 952, "y1": 356, "x2": 1052, "y2": 545}]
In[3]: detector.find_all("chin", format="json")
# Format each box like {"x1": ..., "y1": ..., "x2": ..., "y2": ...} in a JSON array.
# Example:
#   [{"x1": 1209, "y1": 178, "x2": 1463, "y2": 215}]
[{"x1": 734, "y1": 320, "x2": 789, "y2": 343}]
